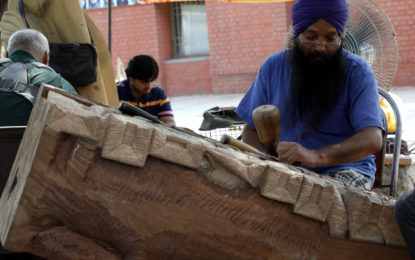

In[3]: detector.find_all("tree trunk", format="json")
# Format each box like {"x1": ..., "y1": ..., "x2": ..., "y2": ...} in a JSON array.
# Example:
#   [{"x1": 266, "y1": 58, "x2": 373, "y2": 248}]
[{"x1": 0, "y1": 85, "x2": 410, "y2": 259}]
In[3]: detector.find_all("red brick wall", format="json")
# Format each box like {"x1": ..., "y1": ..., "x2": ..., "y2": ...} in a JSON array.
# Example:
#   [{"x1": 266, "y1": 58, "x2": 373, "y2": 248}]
[
  {"x1": 88, "y1": 5, "x2": 157, "y2": 67},
  {"x1": 88, "y1": 4, "x2": 172, "y2": 90},
  {"x1": 374, "y1": 0, "x2": 415, "y2": 86},
  {"x1": 206, "y1": 2, "x2": 292, "y2": 93},
  {"x1": 164, "y1": 58, "x2": 211, "y2": 95},
  {"x1": 87, "y1": 0, "x2": 415, "y2": 96}
]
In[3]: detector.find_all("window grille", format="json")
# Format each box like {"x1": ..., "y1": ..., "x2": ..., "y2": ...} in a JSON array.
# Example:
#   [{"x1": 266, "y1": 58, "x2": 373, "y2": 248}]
[{"x1": 171, "y1": 1, "x2": 210, "y2": 57}]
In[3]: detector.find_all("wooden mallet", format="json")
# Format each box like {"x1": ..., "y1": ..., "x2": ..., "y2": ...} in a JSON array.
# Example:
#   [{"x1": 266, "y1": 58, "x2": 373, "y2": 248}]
[{"x1": 252, "y1": 105, "x2": 280, "y2": 157}]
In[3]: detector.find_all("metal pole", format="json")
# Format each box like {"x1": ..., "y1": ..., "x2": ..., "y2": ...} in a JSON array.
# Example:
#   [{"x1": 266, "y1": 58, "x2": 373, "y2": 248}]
[
  {"x1": 108, "y1": 0, "x2": 112, "y2": 54},
  {"x1": 378, "y1": 88, "x2": 402, "y2": 197}
]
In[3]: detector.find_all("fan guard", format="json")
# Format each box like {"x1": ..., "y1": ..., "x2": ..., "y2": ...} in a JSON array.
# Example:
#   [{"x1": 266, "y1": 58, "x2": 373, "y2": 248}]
[{"x1": 343, "y1": 0, "x2": 398, "y2": 91}]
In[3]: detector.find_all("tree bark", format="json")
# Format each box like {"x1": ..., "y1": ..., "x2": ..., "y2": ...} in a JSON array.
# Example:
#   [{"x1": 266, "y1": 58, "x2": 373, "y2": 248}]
[{"x1": 0, "y1": 85, "x2": 410, "y2": 259}]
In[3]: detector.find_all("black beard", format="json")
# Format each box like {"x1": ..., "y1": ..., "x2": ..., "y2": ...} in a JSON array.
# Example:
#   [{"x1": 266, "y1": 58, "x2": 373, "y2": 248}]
[{"x1": 287, "y1": 41, "x2": 346, "y2": 137}]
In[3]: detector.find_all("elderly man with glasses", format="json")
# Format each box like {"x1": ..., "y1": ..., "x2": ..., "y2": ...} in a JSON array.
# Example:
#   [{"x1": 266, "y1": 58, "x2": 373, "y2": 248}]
[{"x1": 235, "y1": 0, "x2": 384, "y2": 190}]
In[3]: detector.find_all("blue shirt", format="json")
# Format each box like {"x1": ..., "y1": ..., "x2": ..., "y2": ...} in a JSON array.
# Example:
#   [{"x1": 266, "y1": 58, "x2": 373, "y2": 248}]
[
  {"x1": 117, "y1": 79, "x2": 174, "y2": 118},
  {"x1": 235, "y1": 49, "x2": 384, "y2": 181}
]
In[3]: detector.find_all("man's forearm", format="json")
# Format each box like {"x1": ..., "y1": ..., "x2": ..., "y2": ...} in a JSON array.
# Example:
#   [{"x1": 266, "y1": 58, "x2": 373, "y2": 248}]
[
  {"x1": 277, "y1": 126, "x2": 383, "y2": 167},
  {"x1": 316, "y1": 126, "x2": 383, "y2": 167}
]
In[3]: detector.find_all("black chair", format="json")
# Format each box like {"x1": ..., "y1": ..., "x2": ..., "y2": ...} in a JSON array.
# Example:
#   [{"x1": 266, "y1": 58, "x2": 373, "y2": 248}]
[
  {"x1": 0, "y1": 126, "x2": 25, "y2": 255},
  {"x1": 0, "y1": 126, "x2": 26, "y2": 197}
]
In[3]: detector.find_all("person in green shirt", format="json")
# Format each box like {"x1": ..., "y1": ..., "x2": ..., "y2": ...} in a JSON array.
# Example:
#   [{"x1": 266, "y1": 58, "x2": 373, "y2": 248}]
[{"x1": 0, "y1": 29, "x2": 77, "y2": 126}]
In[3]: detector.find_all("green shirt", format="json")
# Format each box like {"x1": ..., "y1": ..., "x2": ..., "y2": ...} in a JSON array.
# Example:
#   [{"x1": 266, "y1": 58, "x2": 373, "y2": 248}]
[{"x1": 0, "y1": 50, "x2": 77, "y2": 126}]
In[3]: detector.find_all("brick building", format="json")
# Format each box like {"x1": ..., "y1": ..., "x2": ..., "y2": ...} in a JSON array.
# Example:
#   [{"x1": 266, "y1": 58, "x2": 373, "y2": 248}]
[{"x1": 86, "y1": 0, "x2": 415, "y2": 96}]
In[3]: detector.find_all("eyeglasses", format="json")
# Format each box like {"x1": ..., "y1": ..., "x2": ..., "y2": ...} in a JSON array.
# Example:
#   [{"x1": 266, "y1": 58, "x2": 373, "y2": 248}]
[{"x1": 299, "y1": 34, "x2": 341, "y2": 50}]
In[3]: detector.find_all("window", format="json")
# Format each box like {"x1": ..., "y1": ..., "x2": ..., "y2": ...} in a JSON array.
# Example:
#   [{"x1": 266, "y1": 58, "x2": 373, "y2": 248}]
[{"x1": 171, "y1": 1, "x2": 210, "y2": 57}]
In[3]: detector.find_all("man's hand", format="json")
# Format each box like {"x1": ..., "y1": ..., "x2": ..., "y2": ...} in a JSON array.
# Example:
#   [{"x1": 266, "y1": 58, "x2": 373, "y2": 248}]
[
  {"x1": 277, "y1": 126, "x2": 383, "y2": 168},
  {"x1": 277, "y1": 142, "x2": 321, "y2": 167},
  {"x1": 160, "y1": 116, "x2": 176, "y2": 126}
]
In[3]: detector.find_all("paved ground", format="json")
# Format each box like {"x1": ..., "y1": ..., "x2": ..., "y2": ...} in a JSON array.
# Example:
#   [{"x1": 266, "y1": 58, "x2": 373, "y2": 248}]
[
  {"x1": 171, "y1": 86, "x2": 415, "y2": 148},
  {"x1": 390, "y1": 87, "x2": 415, "y2": 144},
  {"x1": 172, "y1": 93, "x2": 243, "y2": 133}
]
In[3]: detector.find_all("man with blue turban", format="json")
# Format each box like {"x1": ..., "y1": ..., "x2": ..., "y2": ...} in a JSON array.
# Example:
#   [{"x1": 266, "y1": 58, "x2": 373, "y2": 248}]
[{"x1": 235, "y1": 0, "x2": 384, "y2": 190}]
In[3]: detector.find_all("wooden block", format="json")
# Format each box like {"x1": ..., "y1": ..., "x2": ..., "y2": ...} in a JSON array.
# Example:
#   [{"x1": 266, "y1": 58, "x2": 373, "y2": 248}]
[
  {"x1": 260, "y1": 165, "x2": 303, "y2": 205},
  {"x1": 150, "y1": 129, "x2": 207, "y2": 169},
  {"x1": 378, "y1": 197, "x2": 407, "y2": 247},
  {"x1": 207, "y1": 148, "x2": 249, "y2": 184},
  {"x1": 199, "y1": 151, "x2": 249, "y2": 190},
  {"x1": 246, "y1": 160, "x2": 269, "y2": 188},
  {"x1": 46, "y1": 91, "x2": 109, "y2": 143},
  {"x1": 101, "y1": 115, "x2": 153, "y2": 167},
  {"x1": 344, "y1": 189, "x2": 384, "y2": 243},
  {"x1": 384, "y1": 154, "x2": 413, "y2": 166},
  {"x1": 293, "y1": 175, "x2": 335, "y2": 222},
  {"x1": 326, "y1": 186, "x2": 348, "y2": 239}
]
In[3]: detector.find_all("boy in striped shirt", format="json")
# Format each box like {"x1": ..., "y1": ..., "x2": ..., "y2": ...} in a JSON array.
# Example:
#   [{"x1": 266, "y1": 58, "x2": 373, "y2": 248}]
[{"x1": 117, "y1": 55, "x2": 175, "y2": 126}]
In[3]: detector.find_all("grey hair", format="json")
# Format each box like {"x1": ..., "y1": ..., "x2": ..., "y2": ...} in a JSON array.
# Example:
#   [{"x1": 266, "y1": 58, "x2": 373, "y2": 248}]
[{"x1": 7, "y1": 29, "x2": 49, "y2": 58}]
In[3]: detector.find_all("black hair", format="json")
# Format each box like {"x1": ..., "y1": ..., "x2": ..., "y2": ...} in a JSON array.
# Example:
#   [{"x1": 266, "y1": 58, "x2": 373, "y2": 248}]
[
  {"x1": 287, "y1": 38, "x2": 346, "y2": 136},
  {"x1": 125, "y1": 55, "x2": 159, "y2": 82}
]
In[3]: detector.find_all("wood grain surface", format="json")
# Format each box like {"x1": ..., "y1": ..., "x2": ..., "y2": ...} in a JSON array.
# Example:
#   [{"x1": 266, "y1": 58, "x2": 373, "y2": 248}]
[{"x1": 0, "y1": 85, "x2": 410, "y2": 259}]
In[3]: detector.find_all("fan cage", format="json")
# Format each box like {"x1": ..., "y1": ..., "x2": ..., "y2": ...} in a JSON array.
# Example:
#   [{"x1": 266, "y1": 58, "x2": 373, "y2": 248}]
[{"x1": 344, "y1": 0, "x2": 398, "y2": 91}]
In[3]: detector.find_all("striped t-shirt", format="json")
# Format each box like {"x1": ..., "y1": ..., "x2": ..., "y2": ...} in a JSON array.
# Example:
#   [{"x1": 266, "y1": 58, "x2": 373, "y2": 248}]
[{"x1": 117, "y1": 79, "x2": 174, "y2": 118}]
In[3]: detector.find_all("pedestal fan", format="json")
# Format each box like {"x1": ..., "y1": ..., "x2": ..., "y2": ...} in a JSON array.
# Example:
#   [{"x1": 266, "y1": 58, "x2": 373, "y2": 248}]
[{"x1": 343, "y1": 0, "x2": 398, "y2": 91}]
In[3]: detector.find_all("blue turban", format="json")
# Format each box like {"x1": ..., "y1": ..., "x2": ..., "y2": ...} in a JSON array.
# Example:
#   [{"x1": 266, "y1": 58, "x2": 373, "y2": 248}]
[{"x1": 291, "y1": 0, "x2": 349, "y2": 37}]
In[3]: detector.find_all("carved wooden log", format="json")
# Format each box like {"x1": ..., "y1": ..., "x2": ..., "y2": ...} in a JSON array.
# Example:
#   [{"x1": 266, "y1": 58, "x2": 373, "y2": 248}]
[{"x1": 0, "y1": 85, "x2": 410, "y2": 259}]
